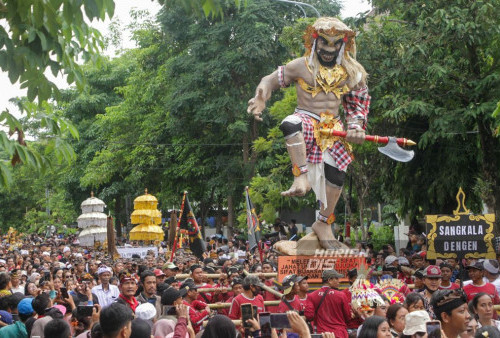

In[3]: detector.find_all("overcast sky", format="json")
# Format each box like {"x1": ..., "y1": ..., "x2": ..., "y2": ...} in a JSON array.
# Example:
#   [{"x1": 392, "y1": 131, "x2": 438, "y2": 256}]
[{"x1": 0, "y1": 0, "x2": 372, "y2": 116}]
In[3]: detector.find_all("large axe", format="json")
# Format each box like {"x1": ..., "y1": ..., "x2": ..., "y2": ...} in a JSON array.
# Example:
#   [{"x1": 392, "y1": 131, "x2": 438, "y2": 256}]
[{"x1": 320, "y1": 129, "x2": 416, "y2": 162}]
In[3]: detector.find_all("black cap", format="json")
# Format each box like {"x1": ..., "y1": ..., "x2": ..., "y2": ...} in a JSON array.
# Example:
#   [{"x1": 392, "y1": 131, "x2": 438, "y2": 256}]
[
  {"x1": 161, "y1": 288, "x2": 183, "y2": 306},
  {"x1": 180, "y1": 280, "x2": 198, "y2": 292}
]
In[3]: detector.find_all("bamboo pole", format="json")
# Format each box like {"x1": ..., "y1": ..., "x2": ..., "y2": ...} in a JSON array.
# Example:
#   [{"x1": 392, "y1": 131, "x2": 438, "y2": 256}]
[
  {"x1": 208, "y1": 300, "x2": 281, "y2": 309},
  {"x1": 243, "y1": 270, "x2": 283, "y2": 298},
  {"x1": 174, "y1": 272, "x2": 277, "y2": 280}
]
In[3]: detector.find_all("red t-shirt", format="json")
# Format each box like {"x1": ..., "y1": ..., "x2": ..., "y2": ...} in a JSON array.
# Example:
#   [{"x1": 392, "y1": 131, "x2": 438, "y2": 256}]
[
  {"x1": 305, "y1": 286, "x2": 350, "y2": 337},
  {"x1": 439, "y1": 283, "x2": 460, "y2": 290},
  {"x1": 278, "y1": 295, "x2": 304, "y2": 313},
  {"x1": 264, "y1": 279, "x2": 280, "y2": 313},
  {"x1": 228, "y1": 293, "x2": 265, "y2": 320},
  {"x1": 342, "y1": 288, "x2": 363, "y2": 329},
  {"x1": 464, "y1": 282, "x2": 500, "y2": 303}
]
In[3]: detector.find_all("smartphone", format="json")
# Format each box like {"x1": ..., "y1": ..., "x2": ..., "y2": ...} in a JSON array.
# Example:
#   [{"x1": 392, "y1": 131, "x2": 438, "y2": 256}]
[
  {"x1": 252, "y1": 305, "x2": 258, "y2": 319},
  {"x1": 426, "y1": 320, "x2": 442, "y2": 338},
  {"x1": 270, "y1": 313, "x2": 291, "y2": 329},
  {"x1": 44, "y1": 271, "x2": 51, "y2": 281},
  {"x1": 77, "y1": 305, "x2": 94, "y2": 317},
  {"x1": 311, "y1": 335, "x2": 323, "y2": 338},
  {"x1": 259, "y1": 312, "x2": 271, "y2": 338},
  {"x1": 241, "y1": 303, "x2": 254, "y2": 328},
  {"x1": 60, "y1": 287, "x2": 69, "y2": 299}
]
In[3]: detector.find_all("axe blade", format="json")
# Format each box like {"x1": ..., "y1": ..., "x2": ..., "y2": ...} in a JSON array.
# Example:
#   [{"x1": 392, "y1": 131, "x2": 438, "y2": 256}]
[{"x1": 378, "y1": 137, "x2": 414, "y2": 162}]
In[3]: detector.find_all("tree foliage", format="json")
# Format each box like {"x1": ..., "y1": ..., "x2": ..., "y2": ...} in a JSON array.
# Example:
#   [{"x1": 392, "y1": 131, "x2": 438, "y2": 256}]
[{"x1": 0, "y1": 0, "x2": 114, "y2": 187}]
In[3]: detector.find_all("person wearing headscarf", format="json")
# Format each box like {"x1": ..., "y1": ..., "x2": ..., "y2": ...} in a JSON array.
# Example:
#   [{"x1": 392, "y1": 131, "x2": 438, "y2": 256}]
[{"x1": 201, "y1": 315, "x2": 237, "y2": 338}]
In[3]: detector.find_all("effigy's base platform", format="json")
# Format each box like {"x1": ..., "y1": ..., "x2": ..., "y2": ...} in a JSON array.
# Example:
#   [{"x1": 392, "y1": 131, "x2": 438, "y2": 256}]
[
  {"x1": 275, "y1": 233, "x2": 366, "y2": 284},
  {"x1": 273, "y1": 232, "x2": 350, "y2": 256}
]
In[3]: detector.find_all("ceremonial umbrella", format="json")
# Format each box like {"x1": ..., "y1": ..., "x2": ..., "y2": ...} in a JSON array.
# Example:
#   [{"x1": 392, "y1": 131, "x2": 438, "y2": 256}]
[
  {"x1": 77, "y1": 192, "x2": 109, "y2": 246},
  {"x1": 129, "y1": 189, "x2": 163, "y2": 241}
]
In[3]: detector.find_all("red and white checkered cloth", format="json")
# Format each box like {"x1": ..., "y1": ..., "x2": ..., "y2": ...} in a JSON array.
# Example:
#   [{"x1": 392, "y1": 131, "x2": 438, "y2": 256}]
[
  {"x1": 294, "y1": 86, "x2": 371, "y2": 171},
  {"x1": 342, "y1": 86, "x2": 371, "y2": 128}
]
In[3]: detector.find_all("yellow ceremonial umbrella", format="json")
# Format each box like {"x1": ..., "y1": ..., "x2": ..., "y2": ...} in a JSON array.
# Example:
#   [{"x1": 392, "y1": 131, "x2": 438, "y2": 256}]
[{"x1": 129, "y1": 189, "x2": 163, "y2": 241}]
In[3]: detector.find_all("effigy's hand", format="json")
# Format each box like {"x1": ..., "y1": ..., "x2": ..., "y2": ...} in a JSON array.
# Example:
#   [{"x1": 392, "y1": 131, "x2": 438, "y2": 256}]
[
  {"x1": 247, "y1": 88, "x2": 267, "y2": 121},
  {"x1": 346, "y1": 128, "x2": 365, "y2": 144}
]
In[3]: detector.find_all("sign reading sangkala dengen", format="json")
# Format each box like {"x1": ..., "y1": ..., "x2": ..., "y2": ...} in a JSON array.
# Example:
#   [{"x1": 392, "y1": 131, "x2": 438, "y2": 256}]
[{"x1": 426, "y1": 188, "x2": 496, "y2": 260}]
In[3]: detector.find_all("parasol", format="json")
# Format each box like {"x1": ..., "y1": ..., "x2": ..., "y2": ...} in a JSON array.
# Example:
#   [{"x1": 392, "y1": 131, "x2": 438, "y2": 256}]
[
  {"x1": 77, "y1": 192, "x2": 110, "y2": 246},
  {"x1": 129, "y1": 189, "x2": 163, "y2": 242}
]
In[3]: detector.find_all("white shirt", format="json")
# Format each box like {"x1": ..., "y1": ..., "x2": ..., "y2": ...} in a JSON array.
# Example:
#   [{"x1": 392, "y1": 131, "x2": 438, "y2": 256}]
[
  {"x1": 10, "y1": 285, "x2": 24, "y2": 294},
  {"x1": 92, "y1": 283, "x2": 119, "y2": 308}
]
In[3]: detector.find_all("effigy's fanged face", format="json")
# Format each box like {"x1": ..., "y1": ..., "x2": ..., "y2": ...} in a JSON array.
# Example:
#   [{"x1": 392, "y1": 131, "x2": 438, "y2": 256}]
[{"x1": 316, "y1": 36, "x2": 343, "y2": 67}]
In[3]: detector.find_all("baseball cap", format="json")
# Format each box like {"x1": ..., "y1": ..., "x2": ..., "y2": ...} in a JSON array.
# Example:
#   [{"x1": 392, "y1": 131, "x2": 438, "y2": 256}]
[
  {"x1": 424, "y1": 265, "x2": 442, "y2": 278},
  {"x1": 135, "y1": 303, "x2": 157, "y2": 321},
  {"x1": 164, "y1": 276, "x2": 178, "y2": 285},
  {"x1": 295, "y1": 275, "x2": 308, "y2": 283},
  {"x1": 231, "y1": 278, "x2": 243, "y2": 287},
  {"x1": 483, "y1": 259, "x2": 499, "y2": 274},
  {"x1": 322, "y1": 269, "x2": 343, "y2": 279},
  {"x1": 414, "y1": 269, "x2": 425, "y2": 279},
  {"x1": 163, "y1": 262, "x2": 179, "y2": 270},
  {"x1": 180, "y1": 280, "x2": 198, "y2": 292},
  {"x1": 403, "y1": 310, "x2": 430, "y2": 335},
  {"x1": 161, "y1": 288, "x2": 184, "y2": 306},
  {"x1": 18, "y1": 298, "x2": 34, "y2": 315},
  {"x1": 242, "y1": 275, "x2": 266, "y2": 289},
  {"x1": 0, "y1": 310, "x2": 13, "y2": 324},
  {"x1": 280, "y1": 275, "x2": 297, "y2": 295},
  {"x1": 154, "y1": 269, "x2": 166, "y2": 277},
  {"x1": 465, "y1": 261, "x2": 484, "y2": 271}
]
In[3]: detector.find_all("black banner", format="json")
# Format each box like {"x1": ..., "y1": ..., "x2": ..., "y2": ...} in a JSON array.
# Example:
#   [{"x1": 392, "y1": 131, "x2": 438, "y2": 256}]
[{"x1": 426, "y1": 213, "x2": 495, "y2": 260}]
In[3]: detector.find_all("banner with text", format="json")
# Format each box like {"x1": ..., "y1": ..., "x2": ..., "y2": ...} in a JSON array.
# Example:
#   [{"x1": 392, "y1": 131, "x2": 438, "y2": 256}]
[
  {"x1": 277, "y1": 255, "x2": 366, "y2": 283},
  {"x1": 117, "y1": 246, "x2": 158, "y2": 258}
]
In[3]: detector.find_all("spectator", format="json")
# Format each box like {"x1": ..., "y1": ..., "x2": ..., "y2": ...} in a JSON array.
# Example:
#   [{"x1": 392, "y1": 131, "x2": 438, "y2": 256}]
[
  {"x1": 201, "y1": 314, "x2": 236, "y2": 338},
  {"x1": 99, "y1": 302, "x2": 133, "y2": 338},
  {"x1": 136, "y1": 270, "x2": 161, "y2": 319},
  {"x1": 358, "y1": 315, "x2": 392, "y2": 338},
  {"x1": 431, "y1": 289, "x2": 471, "y2": 338},
  {"x1": 471, "y1": 292, "x2": 500, "y2": 330},
  {"x1": 386, "y1": 303, "x2": 408, "y2": 337},
  {"x1": 464, "y1": 262, "x2": 500, "y2": 304},
  {"x1": 43, "y1": 318, "x2": 71, "y2": 338},
  {"x1": 404, "y1": 292, "x2": 425, "y2": 313},
  {"x1": 130, "y1": 318, "x2": 151, "y2": 338},
  {"x1": 0, "y1": 298, "x2": 35, "y2": 338},
  {"x1": 483, "y1": 260, "x2": 500, "y2": 295},
  {"x1": 92, "y1": 266, "x2": 119, "y2": 309},
  {"x1": 475, "y1": 326, "x2": 500, "y2": 338},
  {"x1": 402, "y1": 310, "x2": 430, "y2": 338},
  {"x1": 116, "y1": 272, "x2": 139, "y2": 313}
]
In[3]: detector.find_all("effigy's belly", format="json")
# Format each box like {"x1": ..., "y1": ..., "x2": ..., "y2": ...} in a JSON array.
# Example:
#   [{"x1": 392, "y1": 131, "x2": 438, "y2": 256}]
[{"x1": 296, "y1": 92, "x2": 342, "y2": 116}]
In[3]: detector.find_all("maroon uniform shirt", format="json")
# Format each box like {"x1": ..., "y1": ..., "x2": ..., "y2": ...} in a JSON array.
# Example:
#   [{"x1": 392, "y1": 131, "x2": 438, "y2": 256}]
[{"x1": 305, "y1": 286, "x2": 350, "y2": 337}]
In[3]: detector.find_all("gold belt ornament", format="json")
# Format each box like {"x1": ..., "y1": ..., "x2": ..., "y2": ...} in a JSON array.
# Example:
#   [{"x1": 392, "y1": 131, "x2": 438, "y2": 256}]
[{"x1": 313, "y1": 113, "x2": 353, "y2": 153}]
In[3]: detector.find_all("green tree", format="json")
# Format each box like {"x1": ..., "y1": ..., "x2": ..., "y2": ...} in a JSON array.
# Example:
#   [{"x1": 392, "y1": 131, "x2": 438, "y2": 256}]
[
  {"x1": 356, "y1": 0, "x2": 500, "y2": 227},
  {"x1": 0, "y1": 0, "x2": 115, "y2": 187}
]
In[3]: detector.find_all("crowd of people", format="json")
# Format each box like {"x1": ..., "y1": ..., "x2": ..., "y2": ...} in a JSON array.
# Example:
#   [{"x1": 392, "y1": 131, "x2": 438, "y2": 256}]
[{"x1": 0, "y1": 232, "x2": 500, "y2": 338}]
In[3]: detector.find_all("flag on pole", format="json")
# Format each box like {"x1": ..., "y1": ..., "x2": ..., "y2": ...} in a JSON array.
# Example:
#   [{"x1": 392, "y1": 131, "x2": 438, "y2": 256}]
[
  {"x1": 245, "y1": 187, "x2": 261, "y2": 253},
  {"x1": 179, "y1": 192, "x2": 206, "y2": 259}
]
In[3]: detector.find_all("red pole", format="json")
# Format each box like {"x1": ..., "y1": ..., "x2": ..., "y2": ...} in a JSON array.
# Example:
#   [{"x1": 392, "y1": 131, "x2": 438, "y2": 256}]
[{"x1": 170, "y1": 192, "x2": 186, "y2": 262}]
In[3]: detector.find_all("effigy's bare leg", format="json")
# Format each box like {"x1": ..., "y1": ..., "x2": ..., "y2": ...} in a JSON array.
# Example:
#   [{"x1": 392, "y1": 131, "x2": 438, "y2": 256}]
[
  {"x1": 281, "y1": 133, "x2": 311, "y2": 197},
  {"x1": 312, "y1": 184, "x2": 344, "y2": 250}
]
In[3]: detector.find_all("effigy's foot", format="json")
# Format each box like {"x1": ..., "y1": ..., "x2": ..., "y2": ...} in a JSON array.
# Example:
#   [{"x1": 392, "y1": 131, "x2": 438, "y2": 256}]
[
  {"x1": 273, "y1": 232, "x2": 349, "y2": 256},
  {"x1": 281, "y1": 175, "x2": 311, "y2": 197},
  {"x1": 312, "y1": 220, "x2": 349, "y2": 250}
]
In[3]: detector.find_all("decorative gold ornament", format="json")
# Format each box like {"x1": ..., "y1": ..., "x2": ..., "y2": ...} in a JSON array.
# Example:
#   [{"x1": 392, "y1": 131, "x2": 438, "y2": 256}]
[
  {"x1": 327, "y1": 213, "x2": 336, "y2": 224},
  {"x1": 292, "y1": 164, "x2": 301, "y2": 177},
  {"x1": 297, "y1": 63, "x2": 351, "y2": 99},
  {"x1": 313, "y1": 113, "x2": 352, "y2": 154}
]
